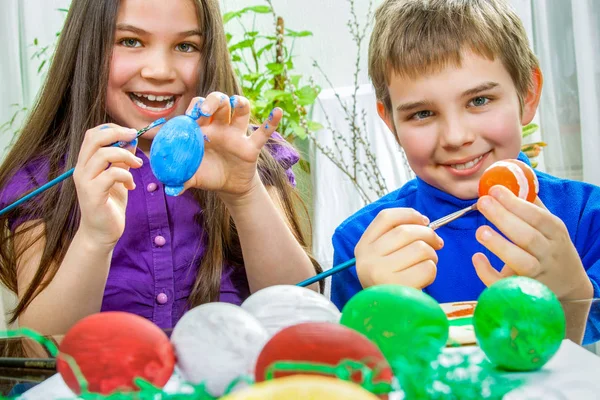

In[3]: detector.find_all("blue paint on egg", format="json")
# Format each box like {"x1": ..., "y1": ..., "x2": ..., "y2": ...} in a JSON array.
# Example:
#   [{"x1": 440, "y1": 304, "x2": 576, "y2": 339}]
[{"x1": 149, "y1": 115, "x2": 204, "y2": 196}]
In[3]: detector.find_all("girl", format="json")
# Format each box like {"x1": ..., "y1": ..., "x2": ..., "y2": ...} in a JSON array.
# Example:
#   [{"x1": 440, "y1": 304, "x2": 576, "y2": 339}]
[{"x1": 0, "y1": 0, "x2": 321, "y2": 336}]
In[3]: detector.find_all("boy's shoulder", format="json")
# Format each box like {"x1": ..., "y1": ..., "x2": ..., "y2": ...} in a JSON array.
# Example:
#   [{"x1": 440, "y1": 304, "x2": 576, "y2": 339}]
[{"x1": 333, "y1": 179, "x2": 419, "y2": 246}]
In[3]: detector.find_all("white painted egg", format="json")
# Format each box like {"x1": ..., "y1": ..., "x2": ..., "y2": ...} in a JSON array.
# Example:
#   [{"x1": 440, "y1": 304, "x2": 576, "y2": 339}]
[
  {"x1": 241, "y1": 285, "x2": 341, "y2": 336},
  {"x1": 170, "y1": 302, "x2": 269, "y2": 396}
]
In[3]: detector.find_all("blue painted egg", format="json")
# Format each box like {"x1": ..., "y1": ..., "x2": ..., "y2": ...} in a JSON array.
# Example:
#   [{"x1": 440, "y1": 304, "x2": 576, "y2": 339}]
[{"x1": 149, "y1": 115, "x2": 204, "y2": 196}]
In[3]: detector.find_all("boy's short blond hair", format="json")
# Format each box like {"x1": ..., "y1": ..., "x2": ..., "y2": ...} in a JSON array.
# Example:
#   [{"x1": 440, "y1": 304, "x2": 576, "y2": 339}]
[{"x1": 369, "y1": 0, "x2": 539, "y2": 115}]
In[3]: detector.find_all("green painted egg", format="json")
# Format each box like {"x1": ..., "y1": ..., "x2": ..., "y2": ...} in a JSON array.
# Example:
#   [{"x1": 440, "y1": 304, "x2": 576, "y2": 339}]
[
  {"x1": 473, "y1": 276, "x2": 566, "y2": 371},
  {"x1": 340, "y1": 285, "x2": 449, "y2": 367}
]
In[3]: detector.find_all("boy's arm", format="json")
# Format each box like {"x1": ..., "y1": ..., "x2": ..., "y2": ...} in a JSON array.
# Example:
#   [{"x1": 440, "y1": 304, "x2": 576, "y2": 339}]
[{"x1": 330, "y1": 231, "x2": 362, "y2": 311}]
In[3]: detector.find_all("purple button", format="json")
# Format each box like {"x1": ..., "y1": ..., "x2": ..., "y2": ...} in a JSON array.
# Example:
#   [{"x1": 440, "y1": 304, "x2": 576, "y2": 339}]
[
  {"x1": 154, "y1": 235, "x2": 166, "y2": 247},
  {"x1": 147, "y1": 182, "x2": 158, "y2": 192},
  {"x1": 156, "y1": 293, "x2": 168, "y2": 305}
]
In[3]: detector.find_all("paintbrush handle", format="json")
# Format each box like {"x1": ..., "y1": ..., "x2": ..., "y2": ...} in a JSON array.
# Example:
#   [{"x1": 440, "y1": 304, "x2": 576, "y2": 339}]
[
  {"x1": 0, "y1": 358, "x2": 56, "y2": 370},
  {"x1": 427, "y1": 204, "x2": 478, "y2": 230}
]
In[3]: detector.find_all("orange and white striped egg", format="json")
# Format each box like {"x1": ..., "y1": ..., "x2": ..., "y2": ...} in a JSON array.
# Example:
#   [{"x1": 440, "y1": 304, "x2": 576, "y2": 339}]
[{"x1": 478, "y1": 159, "x2": 539, "y2": 203}]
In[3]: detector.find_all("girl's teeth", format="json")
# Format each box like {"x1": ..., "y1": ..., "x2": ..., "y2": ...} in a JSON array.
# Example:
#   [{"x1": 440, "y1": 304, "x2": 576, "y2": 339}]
[
  {"x1": 451, "y1": 155, "x2": 483, "y2": 170},
  {"x1": 132, "y1": 96, "x2": 175, "y2": 112},
  {"x1": 133, "y1": 93, "x2": 175, "y2": 102}
]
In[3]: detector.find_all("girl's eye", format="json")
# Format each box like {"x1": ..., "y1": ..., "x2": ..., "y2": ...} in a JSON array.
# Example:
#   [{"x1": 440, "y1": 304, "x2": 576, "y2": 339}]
[
  {"x1": 120, "y1": 38, "x2": 141, "y2": 48},
  {"x1": 470, "y1": 96, "x2": 490, "y2": 107},
  {"x1": 177, "y1": 43, "x2": 197, "y2": 53},
  {"x1": 412, "y1": 110, "x2": 433, "y2": 120}
]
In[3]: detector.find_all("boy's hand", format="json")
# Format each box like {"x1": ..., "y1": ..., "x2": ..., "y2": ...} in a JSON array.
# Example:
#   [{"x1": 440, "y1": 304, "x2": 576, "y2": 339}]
[
  {"x1": 355, "y1": 208, "x2": 444, "y2": 289},
  {"x1": 473, "y1": 185, "x2": 593, "y2": 300}
]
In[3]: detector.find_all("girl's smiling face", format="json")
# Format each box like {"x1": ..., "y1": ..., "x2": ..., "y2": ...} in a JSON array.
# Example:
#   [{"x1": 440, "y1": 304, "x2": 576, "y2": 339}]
[{"x1": 106, "y1": 0, "x2": 202, "y2": 150}]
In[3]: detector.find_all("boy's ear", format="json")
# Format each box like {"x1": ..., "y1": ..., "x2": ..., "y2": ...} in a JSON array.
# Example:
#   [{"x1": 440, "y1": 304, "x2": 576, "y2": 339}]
[
  {"x1": 377, "y1": 101, "x2": 398, "y2": 138},
  {"x1": 521, "y1": 67, "x2": 543, "y2": 125}
]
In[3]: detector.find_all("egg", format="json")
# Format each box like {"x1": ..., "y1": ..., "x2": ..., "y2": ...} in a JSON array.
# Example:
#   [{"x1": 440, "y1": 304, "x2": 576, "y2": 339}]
[
  {"x1": 56, "y1": 312, "x2": 175, "y2": 395},
  {"x1": 170, "y1": 302, "x2": 269, "y2": 396},
  {"x1": 478, "y1": 159, "x2": 539, "y2": 202},
  {"x1": 220, "y1": 375, "x2": 381, "y2": 400},
  {"x1": 241, "y1": 285, "x2": 341, "y2": 336},
  {"x1": 149, "y1": 114, "x2": 205, "y2": 196},
  {"x1": 340, "y1": 285, "x2": 449, "y2": 368},
  {"x1": 473, "y1": 276, "x2": 566, "y2": 371},
  {"x1": 254, "y1": 322, "x2": 393, "y2": 391}
]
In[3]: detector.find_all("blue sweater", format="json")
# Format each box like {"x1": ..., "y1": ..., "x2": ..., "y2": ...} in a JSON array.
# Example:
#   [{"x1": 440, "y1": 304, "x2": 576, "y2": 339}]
[{"x1": 331, "y1": 154, "x2": 600, "y2": 343}]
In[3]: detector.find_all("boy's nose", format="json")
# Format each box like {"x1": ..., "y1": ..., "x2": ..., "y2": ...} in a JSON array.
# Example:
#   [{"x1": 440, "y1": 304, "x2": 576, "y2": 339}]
[
  {"x1": 439, "y1": 118, "x2": 475, "y2": 149},
  {"x1": 140, "y1": 52, "x2": 177, "y2": 82}
]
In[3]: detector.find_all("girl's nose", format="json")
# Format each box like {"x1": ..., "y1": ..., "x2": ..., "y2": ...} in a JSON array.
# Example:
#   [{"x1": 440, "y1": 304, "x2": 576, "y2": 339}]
[{"x1": 140, "y1": 51, "x2": 177, "y2": 82}]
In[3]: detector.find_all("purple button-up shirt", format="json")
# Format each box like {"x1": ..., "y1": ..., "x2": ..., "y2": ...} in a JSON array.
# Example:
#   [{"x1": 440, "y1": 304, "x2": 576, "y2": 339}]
[{"x1": 1, "y1": 134, "x2": 299, "y2": 329}]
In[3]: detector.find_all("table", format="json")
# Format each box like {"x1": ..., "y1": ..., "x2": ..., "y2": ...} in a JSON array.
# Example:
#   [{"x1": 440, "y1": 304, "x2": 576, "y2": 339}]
[{"x1": 1, "y1": 299, "x2": 599, "y2": 399}]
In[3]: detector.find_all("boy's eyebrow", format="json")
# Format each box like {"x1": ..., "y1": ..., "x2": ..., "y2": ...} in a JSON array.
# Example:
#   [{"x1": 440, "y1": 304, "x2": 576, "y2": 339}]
[
  {"x1": 116, "y1": 24, "x2": 203, "y2": 38},
  {"x1": 461, "y1": 82, "x2": 499, "y2": 98},
  {"x1": 396, "y1": 100, "x2": 435, "y2": 113}
]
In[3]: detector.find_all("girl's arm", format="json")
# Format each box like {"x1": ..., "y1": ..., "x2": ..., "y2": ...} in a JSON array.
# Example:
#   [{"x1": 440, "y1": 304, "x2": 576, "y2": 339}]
[
  {"x1": 221, "y1": 176, "x2": 318, "y2": 293},
  {"x1": 15, "y1": 223, "x2": 114, "y2": 335}
]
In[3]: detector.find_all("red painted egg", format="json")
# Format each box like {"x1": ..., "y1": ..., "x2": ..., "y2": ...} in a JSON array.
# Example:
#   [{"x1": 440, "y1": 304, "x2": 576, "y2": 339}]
[
  {"x1": 57, "y1": 312, "x2": 175, "y2": 395},
  {"x1": 478, "y1": 159, "x2": 539, "y2": 202},
  {"x1": 254, "y1": 322, "x2": 393, "y2": 389}
]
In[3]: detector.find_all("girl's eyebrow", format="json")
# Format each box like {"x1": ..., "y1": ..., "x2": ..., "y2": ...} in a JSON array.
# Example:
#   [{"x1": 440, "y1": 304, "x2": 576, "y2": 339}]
[{"x1": 116, "y1": 23, "x2": 203, "y2": 38}]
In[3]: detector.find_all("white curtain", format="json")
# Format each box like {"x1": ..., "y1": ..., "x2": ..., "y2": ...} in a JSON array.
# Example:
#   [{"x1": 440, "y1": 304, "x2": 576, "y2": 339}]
[{"x1": 531, "y1": 0, "x2": 600, "y2": 184}]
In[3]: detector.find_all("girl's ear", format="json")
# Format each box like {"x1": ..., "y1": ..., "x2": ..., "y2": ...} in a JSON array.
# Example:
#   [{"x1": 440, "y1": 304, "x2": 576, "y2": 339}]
[{"x1": 521, "y1": 67, "x2": 543, "y2": 125}]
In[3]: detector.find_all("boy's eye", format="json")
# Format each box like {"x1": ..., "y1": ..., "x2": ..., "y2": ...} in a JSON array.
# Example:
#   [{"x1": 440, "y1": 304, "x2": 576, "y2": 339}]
[
  {"x1": 120, "y1": 38, "x2": 141, "y2": 48},
  {"x1": 176, "y1": 43, "x2": 197, "y2": 53},
  {"x1": 469, "y1": 96, "x2": 490, "y2": 107},
  {"x1": 412, "y1": 110, "x2": 433, "y2": 120}
]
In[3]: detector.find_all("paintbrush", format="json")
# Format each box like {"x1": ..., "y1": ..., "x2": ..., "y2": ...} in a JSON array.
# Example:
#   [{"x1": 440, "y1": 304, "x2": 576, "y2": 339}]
[
  {"x1": 296, "y1": 203, "x2": 478, "y2": 287},
  {"x1": 0, "y1": 118, "x2": 166, "y2": 218},
  {"x1": 0, "y1": 358, "x2": 56, "y2": 371}
]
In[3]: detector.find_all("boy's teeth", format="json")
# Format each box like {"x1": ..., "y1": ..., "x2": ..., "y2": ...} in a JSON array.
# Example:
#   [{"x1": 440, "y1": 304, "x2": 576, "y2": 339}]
[{"x1": 451, "y1": 155, "x2": 483, "y2": 170}]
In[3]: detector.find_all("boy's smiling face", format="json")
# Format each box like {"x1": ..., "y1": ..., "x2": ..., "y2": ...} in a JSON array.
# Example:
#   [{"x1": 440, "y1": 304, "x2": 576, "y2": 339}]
[{"x1": 378, "y1": 50, "x2": 541, "y2": 200}]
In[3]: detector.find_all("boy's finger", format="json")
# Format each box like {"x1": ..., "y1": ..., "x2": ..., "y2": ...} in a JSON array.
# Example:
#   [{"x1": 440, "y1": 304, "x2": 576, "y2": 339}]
[
  {"x1": 360, "y1": 208, "x2": 429, "y2": 244},
  {"x1": 373, "y1": 224, "x2": 443, "y2": 256},
  {"x1": 387, "y1": 259, "x2": 437, "y2": 289},
  {"x1": 472, "y1": 253, "x2": 502, "y2": 287},
  {"x1": 475, "y1": 225, "x2": 541, "y2": 277},
  {"x1": 486, "y1": 185, "x2": 557, "y2": 239},
  {"x1": 477, "y1": 193, "x2": 548, "y2": 259}
]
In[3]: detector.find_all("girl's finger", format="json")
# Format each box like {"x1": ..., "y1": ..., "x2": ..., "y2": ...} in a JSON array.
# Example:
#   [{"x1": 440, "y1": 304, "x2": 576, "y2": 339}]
[
  {"x1": 249, "y1": 108, "x2": 283, "y2": 150},
  {"x1": 78, "y1": 125, "x2": 137, "y2": 166},
  {"x1": 82, "y1": 148, "x2": 143, "y2": 180},
  {"x1": 359, "y1": 208, "x2": 428, "y2": 245},
  {"x1": 91, "y1": 167, "x2": 136, "y2": 193},
  {"x1": 229, "y1": 95, "x2": 252, "y2": 133},
  {"x1": 196, "y1": 92, "x2": 231, "y2": 126}
]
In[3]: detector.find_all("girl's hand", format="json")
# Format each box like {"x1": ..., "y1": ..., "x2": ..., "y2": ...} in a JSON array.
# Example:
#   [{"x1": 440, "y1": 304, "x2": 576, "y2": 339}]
[
  {"x1": 355, "y1": 208, "x2": 443, "y2": 289},
  {"x1": 73, "y1": 124, "x2": 143, "y2": 247},
  {"x1": 181, "y1": 93, "x2": 282, "y2": 201},
  {"x1": 473, "y1": 185, "x2": 593, "y2": 300}
]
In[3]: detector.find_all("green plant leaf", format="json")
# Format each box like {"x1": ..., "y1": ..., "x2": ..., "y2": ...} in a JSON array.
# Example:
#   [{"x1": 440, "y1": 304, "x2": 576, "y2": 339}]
[
  {"x1": 308, "y1": 121, "x2": 324, "y2": 132},
  {"x1": 299, "y1": 159, "x2": 311, "y2": 174},
  {"x1": 522, "y1": 123, "x2": 539, "y2": 138},
  {"x1": 285, "y1": 29, "x2": 313, "y2": 38},
  {"x1": 223, "y1": 10, "x2": 242, "y2": 24},
  {"x1": 256, "y1": 43, "x2": 274, "y2": 58},
  {"x1": 265, "y1": 62, "x2": 285, "y2": 75},
  {"x1": 244, "y1": 5, "x2": 272, "y2": 14},
  {"x1": 295, "y1": 85, "x2": 319, "y2": 105},
  {"x1": 229, "y1": 38, "x2": 256, "y2": 52}
]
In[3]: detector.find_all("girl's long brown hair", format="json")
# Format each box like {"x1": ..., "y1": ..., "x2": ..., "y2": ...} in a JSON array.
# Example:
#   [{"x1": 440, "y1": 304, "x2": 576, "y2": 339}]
[{"x1": 0, "y1": 0, "x2": 322, "y2": 326}]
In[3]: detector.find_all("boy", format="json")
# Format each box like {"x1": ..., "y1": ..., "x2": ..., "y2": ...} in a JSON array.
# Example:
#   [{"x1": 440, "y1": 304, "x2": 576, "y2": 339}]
[{"x1": 331, "y1": 0, "x2": 600, "y2": 343}]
